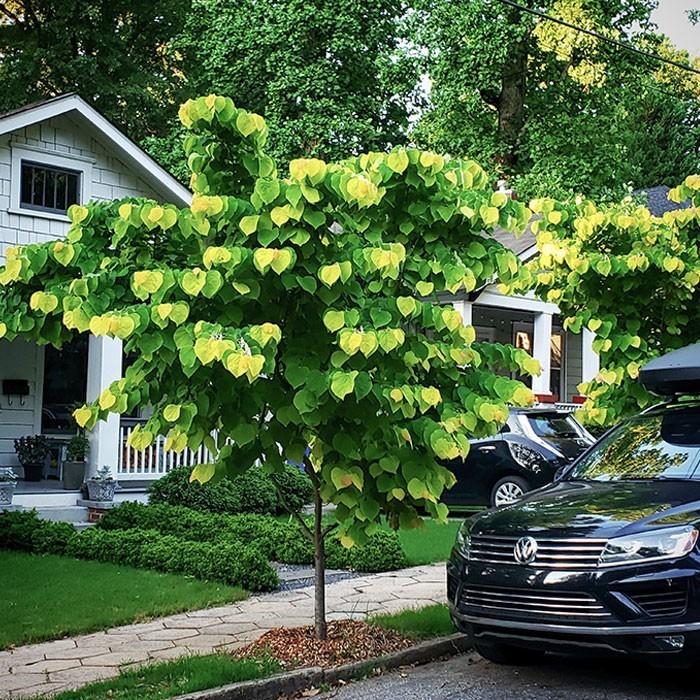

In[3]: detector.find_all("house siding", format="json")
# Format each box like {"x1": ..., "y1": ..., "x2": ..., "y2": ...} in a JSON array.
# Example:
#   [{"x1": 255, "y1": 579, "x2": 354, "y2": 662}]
[
  {"x1": 0, "y1": 114, "x2": 162, "y2": 261},
  {"x1": 565, "y1": 330, "x2": 583, "y2": 401}
]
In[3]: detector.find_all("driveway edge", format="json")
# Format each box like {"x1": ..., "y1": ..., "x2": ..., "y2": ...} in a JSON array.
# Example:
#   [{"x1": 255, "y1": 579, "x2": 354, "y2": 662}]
[{"x1": 172, "y1": 633, "x2": 471, "y2": 700}]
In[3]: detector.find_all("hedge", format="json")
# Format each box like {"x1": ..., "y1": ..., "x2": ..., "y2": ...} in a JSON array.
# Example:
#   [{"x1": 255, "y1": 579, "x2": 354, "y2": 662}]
[
  {"x1": 99, "y1": 503, "x2": 408, "y2": 572},
  {"x1": 147, "y1": 464, "x2": 313, "y2": 515},
  {"x1": 0, "y1": 510, "x2": 278, "y2": 592}
]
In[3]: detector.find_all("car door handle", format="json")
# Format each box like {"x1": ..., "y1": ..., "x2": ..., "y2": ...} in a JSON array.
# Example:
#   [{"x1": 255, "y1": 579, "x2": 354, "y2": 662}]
[{"x1": 478, "y1": 446, "x2": 496, "y2": 453}]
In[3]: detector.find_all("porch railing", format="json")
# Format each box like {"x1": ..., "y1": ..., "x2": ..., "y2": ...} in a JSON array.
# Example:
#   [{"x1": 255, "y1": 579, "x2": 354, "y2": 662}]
[{"x1": 117, "y1": 419, "x2": 214, "y2": 480}]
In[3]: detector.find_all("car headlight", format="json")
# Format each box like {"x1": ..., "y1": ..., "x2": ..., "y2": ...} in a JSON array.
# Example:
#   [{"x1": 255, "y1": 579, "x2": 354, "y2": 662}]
[
  {"x1": 455, "y1": 519, "x2": 473, "y2": 559},
  {"x1": 599, "y1": 525, "x2": 698, "y2": 567}
]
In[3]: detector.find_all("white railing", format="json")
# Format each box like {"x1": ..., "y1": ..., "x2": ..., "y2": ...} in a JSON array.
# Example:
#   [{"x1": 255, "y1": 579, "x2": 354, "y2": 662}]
[{"x1": 117, "y1": 421, "x2": 214, "y2": 480}]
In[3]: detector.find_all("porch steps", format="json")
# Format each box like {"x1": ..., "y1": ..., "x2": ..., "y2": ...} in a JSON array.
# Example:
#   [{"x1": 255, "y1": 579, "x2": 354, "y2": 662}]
[{"x1": 34, "y1": 505, "x2": 89, "y2": 523}]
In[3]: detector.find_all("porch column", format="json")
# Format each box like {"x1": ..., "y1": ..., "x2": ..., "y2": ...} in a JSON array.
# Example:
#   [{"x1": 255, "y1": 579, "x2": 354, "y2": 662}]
[
  {"x1": 581, "y1": 328, "x2": 600, "y2": 384},
  {"x1": 531, "y1": 311, "x2": 552, "y2": 396},
  {"x1": 86, "y1": 335, "x2": 122, "y2": 479},
  {"x1": 451, "y1": 300, "x2": 473, "y2": 327}
]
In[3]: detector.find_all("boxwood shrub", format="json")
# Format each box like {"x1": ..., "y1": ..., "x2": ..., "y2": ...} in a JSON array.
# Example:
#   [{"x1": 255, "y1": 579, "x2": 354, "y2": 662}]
[{"x1": 147, "y1": 464, "x2": 313, "y2": 515}]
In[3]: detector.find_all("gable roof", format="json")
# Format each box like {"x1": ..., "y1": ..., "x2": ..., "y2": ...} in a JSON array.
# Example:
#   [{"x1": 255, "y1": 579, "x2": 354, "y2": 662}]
[
  {"x1": 0, "y1": 94, "x2": 191, "y2": 207},
  {"x1": 634, "y1": 185, "x2": 692, "y2": 217}
]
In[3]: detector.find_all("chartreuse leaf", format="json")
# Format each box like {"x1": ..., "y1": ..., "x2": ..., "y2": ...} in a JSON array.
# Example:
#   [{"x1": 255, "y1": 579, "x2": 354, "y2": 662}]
[{"x1": 330, "y1": 371, "x2": 358, "y2": 400}]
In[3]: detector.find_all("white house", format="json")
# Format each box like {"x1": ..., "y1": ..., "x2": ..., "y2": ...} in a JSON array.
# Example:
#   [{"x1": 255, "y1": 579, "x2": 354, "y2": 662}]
[
  {"x1": 0, "y1": 94, "x2": 190, "y2": 508},
  {"x1": 0, "y1": 95, "x2": 605, "y2": 512}
]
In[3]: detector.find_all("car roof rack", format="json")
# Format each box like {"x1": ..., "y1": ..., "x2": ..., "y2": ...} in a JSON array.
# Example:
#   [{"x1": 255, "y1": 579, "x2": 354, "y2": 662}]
[{"x1": 639, "y1": 344, "x2": 700, "y2": 397}]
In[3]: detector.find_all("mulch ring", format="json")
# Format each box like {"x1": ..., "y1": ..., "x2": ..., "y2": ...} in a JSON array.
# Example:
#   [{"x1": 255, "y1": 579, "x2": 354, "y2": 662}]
[{"x1": 234, "y1": 619, "x2": 413, "y2": 669}]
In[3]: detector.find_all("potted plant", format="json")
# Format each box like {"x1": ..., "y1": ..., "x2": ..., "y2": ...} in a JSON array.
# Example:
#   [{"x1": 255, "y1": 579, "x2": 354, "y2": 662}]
[
  {"x1": 13, "y1": 435, "x2": 51, "y2": 482},
  {"x1": 63, "y1": 434, "x2": 89, "y2": 490},
  {"x1": 0, "y1": 468, "x2": 18, "y2": 506},
  {"x1": 86, "y1": 465, "x2": 116, "y2": 501}
]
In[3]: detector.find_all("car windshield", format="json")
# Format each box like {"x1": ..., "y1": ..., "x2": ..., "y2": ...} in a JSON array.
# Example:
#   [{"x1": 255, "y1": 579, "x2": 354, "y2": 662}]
[
  {"x1": 566, "y1": 407, "x2": 700, "y2": 482},
  {"x1": 528, "y1": 413, "x2": 581, "y2": 439}
]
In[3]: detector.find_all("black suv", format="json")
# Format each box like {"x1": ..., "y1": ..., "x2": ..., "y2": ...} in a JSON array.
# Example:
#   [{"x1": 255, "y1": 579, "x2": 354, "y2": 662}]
[
  {"x1": 448, "y1": 344, "x2": 700, "y2": 667},
  {"x1": 442, "y1": 408, "x2": 594, "y2": 508}
]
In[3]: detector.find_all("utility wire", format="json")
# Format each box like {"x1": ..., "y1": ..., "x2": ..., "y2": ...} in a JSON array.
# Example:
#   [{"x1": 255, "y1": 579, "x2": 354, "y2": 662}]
[{"x1": 495, "y1": 0, "x2": 700, "y2": 77}]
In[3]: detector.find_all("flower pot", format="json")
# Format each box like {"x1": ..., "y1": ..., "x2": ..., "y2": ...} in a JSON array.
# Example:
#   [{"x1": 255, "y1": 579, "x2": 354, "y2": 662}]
[
  {"x1": 23, "y1": 463, "x2": 43, "y2": 482},
  {"x1": 0, "y1": 482, "x2": 15, "y2": 505},
  {"x1": 86, "y1": 479, "x2": 116, "y2": 502},
  {"x1": 63, "y1": 461, "x2": 86, "y2": 490}
]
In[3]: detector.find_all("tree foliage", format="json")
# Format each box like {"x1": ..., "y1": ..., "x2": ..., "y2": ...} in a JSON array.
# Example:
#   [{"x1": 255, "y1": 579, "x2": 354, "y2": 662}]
[
  {"x1": 0, "y1": 94, "x2": 539, "y2": 633},
  {"x1": 503, "y1": 175, "x2": 700, "y2": 426},
  {"x1": 412, "y1": 0, "x2": 700, "y2": 200},
  {"x1": 0, "y1": 0, "x2": 190, "y2": 141},
  {"x1": 145, "y1": 0, "x2": 420, "y2": 175}
]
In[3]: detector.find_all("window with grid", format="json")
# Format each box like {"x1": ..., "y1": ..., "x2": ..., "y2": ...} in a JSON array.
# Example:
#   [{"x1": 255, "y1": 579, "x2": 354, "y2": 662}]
[{"x1": 20, "y1": 161, "x2": 81, "y2": 215}]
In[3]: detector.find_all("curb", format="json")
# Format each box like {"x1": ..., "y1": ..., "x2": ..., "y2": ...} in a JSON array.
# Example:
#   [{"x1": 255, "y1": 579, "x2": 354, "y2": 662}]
[{"x1": 172, "y1": 633, "x2": 471, "y2": 700}]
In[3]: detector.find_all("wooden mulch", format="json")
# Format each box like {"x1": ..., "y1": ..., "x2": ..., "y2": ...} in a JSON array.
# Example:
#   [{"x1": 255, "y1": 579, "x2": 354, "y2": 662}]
[{"x1": 234, "y1": 620, "x2": 413, "y2": 669}]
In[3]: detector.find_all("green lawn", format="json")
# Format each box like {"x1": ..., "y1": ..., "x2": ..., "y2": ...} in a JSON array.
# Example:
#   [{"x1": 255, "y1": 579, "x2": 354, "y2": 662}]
[
  {"x1": 371, "y1": 603, "x2": 453, "y2": 640},
  {"x1": 1, "y1": 551, "x2": 248, "y2": 649},
  {"x1": 37, "y1": 653, "x2": 279, "y2": 700},
  {"x1": 395, "y1": 519, "x2": 462, "y2": 566}
]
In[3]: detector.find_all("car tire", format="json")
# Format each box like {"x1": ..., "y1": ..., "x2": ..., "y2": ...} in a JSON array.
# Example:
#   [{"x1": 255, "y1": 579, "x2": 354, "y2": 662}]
[
  {"x1": 490, "y1": 475, "x2": 529, "y2": 507},
  {"x1": 474, "y1": 641, "x2": 545, "y2": 665}
]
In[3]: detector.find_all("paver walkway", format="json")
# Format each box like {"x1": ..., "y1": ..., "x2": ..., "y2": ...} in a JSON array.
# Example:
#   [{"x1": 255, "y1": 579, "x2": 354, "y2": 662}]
[{"x1": 0, "y1": 563, "x2": 445, "y2": 698}]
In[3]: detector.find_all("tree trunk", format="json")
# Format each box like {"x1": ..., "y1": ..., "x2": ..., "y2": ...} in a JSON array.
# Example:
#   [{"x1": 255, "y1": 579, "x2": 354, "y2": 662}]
[
  {"x1": 313, "y1": 482, "x2": 327, "y2": 641},
  {"x1": 496, "y1": 16, "x2": 529, "y2": 170}
]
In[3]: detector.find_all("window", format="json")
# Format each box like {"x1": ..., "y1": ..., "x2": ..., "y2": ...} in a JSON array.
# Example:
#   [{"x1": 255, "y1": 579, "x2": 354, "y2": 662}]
[{"x1": 20, "y1": 161, "x2": 81, "y2": 215}]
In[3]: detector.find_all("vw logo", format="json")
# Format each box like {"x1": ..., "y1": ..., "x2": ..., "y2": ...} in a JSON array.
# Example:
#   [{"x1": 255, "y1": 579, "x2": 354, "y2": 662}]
[{"x1": 513, "y1": 536, "x2": 538, "y2": 565}]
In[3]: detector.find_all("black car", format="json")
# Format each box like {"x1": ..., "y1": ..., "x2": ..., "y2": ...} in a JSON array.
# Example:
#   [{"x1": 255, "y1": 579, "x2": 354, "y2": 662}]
[
  {"x1": 442, "y1": 408, "x2": 594, "y2": 508},
  {"x1": 447, "y1": 344, "x2": 700, "y2": 667}
]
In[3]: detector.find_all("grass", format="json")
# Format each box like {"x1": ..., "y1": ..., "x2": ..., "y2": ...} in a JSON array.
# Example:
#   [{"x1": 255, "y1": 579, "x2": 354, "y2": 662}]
[
  {"x1": 1, "y1": 551, "x2": 248, "y2": 649},
  {"x1": 394, "y1": 519, "x2": 462, "y2": 565},
  {"x1": 371, "y1": 603, "x2": 453, "y2": 640},
  {"x1": 39, "y1": 604, "x2": 452, "y2": 700},
  {"x1": 37, "y1": 653, "x2": 280, "y2": 700}
]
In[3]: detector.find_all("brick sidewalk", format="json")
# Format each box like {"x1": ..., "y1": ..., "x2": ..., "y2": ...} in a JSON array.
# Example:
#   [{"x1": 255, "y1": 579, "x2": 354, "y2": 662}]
[{"x1": 1, "y1": 563, "x2": 445, "y2": 698}]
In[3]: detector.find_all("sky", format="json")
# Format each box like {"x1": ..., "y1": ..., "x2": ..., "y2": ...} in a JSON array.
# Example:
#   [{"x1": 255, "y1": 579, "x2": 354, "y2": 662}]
[{"x1": 651, "y1": 0, "x2": 699, "y2": 55}]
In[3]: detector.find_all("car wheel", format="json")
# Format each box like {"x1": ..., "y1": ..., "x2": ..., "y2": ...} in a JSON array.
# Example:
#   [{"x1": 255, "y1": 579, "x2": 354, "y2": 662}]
[
  {"x1": 491, "y1": 476, "x2": 529, "y2": 507},
  {"x1": 474, "y1": 641, "x2": 545, "y2": 665}
]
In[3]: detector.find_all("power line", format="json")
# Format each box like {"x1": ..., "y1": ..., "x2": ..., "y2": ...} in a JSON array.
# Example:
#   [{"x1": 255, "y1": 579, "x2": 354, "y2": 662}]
[{"x1": 495, "y1": 0, "x2": 700, "y2": 77}]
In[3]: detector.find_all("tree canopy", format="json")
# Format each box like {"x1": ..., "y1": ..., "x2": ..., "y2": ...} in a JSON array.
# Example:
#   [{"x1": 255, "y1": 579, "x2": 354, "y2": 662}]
[
  {"x1": 412, "y1": 0, "x2": 700, "y2": 201},
  {"x1": 0, "y1": 0, "x2": 190, "y2": 141},
  {"x1": 503, "y1": 176, "x2": 700, "y2": 426}
]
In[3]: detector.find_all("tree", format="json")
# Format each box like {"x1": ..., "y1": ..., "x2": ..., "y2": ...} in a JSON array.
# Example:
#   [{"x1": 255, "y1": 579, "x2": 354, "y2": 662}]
[
  {"x1": 502, "y1": 175, "x2": 700, "y2": 427},
  {"x1": 144, "y1": 0, "x2": 420, "y2": 174},
  {"x1": 0, "y1": 0, "x2": 190, "y2": 141},
  {"x1": 411, "y1": 0, "x2": 699, "y2": 200},
  {"x1": 0, "y1": 95, "x2": 539, "y2": 638}
]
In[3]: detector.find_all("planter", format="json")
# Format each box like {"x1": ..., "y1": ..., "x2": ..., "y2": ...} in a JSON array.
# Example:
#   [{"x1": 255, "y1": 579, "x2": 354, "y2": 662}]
[
  {"x1": 22, "y1": 463, "x2": 43, "y2": 482},
  {"x1": 0, "y1": 482, "x2": 15, "y2": 505},
  {"x1": 86, "y1": 479, "x2": 116, "y2": 501},
  {"x1": 63, "y1": 461, "x2": 86, "y2": 490}
]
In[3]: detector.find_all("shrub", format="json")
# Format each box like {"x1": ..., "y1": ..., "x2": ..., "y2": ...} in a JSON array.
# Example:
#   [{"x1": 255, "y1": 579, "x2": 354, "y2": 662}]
[
  {"x1": 0, "y1": 510, "x2": 42, "y2": 551},
  {"x1": 147, "y1": 466, "x2": 242, "y2": 513},
  {"x1": 345, "y1": 531, "x2": 408, "y2": 573},
  {"x1": 146, "y1": 464, "x2": 312, "y2": 515},
  {"x1": 270, "y1": 465, "x2": 314, "y2": 514},
  {"x1": 32, "y1": 520, "x2": 77, "y2": 555}
]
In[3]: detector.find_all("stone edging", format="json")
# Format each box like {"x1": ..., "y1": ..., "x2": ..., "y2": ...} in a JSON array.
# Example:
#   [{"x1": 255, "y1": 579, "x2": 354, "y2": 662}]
[{"x1": 171, "y1": 633, "x2": 471, "y2": 700}]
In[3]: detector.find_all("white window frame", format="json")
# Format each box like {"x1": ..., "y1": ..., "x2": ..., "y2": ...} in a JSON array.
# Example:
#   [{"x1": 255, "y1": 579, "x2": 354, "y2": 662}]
[{"x1": 10, "y1": 143, "x2": 93, "y2": 221}]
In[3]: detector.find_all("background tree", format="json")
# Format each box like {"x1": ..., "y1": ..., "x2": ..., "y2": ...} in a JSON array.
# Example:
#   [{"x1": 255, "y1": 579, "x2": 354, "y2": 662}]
[
  {"x1": 144, "y1": 0, "x2": 421, "y2": 179},
  {"x1": 0, "y1": 95, "x2": 538, "y2": 638},
  {"x1": 503, "y1": 176, "x2": 700, "y2": 426},
  {"x1": 0, "y1": 0, "x2": 190, "y2": 141},
  {"x1": 412, "y1": 0, "x2": 699, "y2": 201}
]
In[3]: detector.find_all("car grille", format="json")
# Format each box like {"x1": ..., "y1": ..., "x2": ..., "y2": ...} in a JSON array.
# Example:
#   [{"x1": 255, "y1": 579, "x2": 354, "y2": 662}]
[
  {"x1": 461, "y1": 585, "x2": 613, "y2": 623},
  {"x1": 470, "y1": 534, "x2": 608, "y2": 569},
  {"x1": 624, "y1": 581, "x2": 689, "y2": 618}
]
